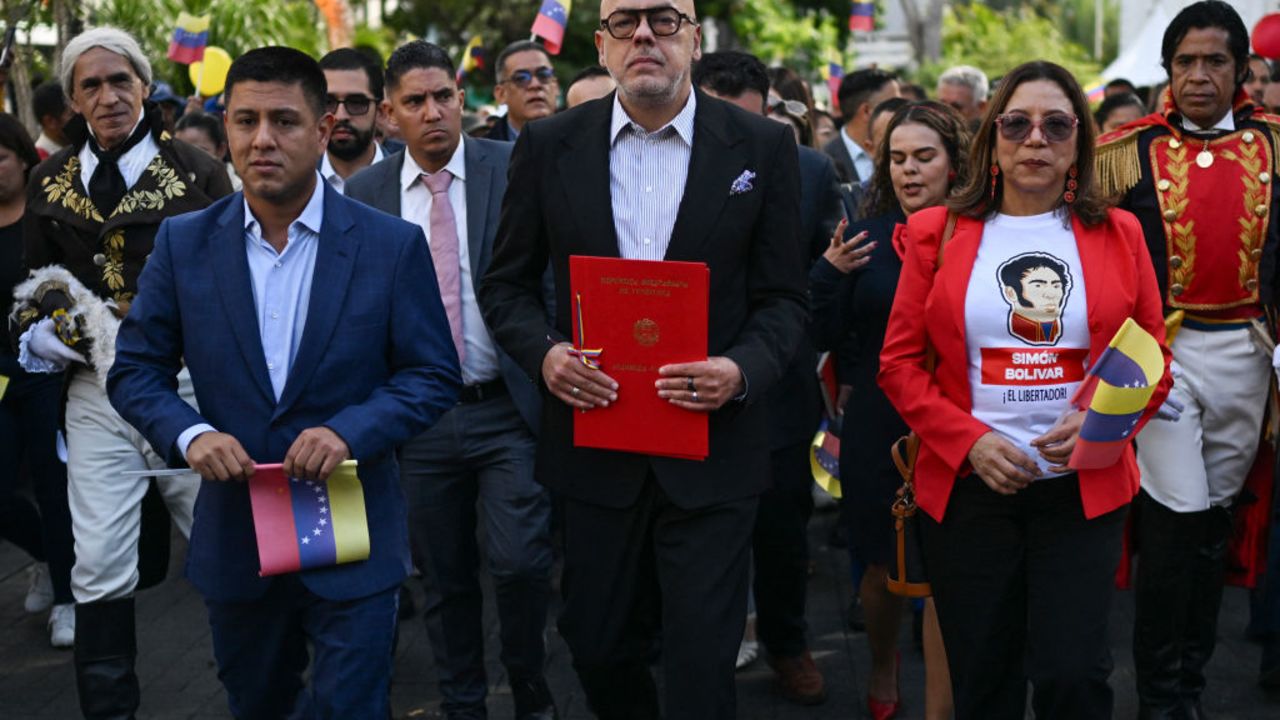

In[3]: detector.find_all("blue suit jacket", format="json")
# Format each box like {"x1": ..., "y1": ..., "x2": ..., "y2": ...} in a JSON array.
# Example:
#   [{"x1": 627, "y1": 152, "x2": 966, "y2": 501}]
[
  {"x1": 107, "y1": 183, "x2": 462, "y2": 602},
  {"x1": 344, "y1": 136, "x2": 546, "y2": 433}
]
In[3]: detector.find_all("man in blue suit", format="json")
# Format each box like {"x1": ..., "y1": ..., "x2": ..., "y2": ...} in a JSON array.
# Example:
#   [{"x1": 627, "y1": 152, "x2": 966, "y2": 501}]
[
  {"x1": 107, "y1": 47, "x2": 462, "y2": 718},
  {"x1": 345, "y1": 40, "x2": 556, "y2": 720}
]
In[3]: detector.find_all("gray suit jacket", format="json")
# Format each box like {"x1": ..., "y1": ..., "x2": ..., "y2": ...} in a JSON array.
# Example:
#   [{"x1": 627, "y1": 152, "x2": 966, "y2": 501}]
[
  {"x1": 821, "y1": 134, "x2": 859, "y2": 185},
  {"x1": 344, "y1": 135, "x2": 544, "y2": 434}
]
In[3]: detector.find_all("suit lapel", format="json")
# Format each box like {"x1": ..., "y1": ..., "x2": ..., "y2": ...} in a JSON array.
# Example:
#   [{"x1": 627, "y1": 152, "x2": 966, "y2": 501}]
[
  {"x1": 211, "y1": 199, "x2": 275, "y2": 405},
  {"x1": 666, "y1": 93, "x2": 745, "y2": 261},
  {"x1": 463, "y1": 137, "x2": 490, "y2": 278},
  {"x1": 379, "y1": 153, "x2": 404, "y2": 217},
  {"x1": 273, "y1": 185, "x2": 359, "y2": 417},
  {"x1": 941, "y1": 215, "x2": 983, "y2": 340},
  {"x1": 556, "y1": 96, "x2": 619, "y2": 256}
]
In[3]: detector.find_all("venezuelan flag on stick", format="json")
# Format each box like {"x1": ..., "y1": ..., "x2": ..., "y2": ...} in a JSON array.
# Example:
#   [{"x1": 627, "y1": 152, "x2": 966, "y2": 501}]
[
  {"x1": 532, "y1": 0, "x2": 572, "y2": 55},
  {"x1": 850, "y1": 1, "x2": 875, "y2": 33},
  {"x1": 821, "y1": 60, "x2": 845, "y2": 109},
  {"x1": 1084, "y1": 80, "x2": 1106, "y2": 104},
  {"x1": 167, "y1": 12, "x2": 210, "y2": 65},
  {"x1": 248, "y1": 460, "x2": 370, "y2": 576},
  {"x1": 457, "y1": 36, "x2": 486, "y2": 83},
  {"x1": 1068, "y1": 318, "x2": 1165, "y2": 470}
]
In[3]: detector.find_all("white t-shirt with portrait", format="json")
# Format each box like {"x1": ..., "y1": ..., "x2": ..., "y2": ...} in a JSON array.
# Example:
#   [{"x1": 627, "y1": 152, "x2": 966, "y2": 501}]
[{"x1": 964, "y1": 211, "x2": 1090, "y2": 479}]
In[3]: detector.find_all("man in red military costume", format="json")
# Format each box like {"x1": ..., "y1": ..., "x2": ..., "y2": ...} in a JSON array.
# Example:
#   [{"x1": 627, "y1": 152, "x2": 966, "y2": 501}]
[{"x1": 1096, "y1": 2, "x2": 1278, "y2": 716}]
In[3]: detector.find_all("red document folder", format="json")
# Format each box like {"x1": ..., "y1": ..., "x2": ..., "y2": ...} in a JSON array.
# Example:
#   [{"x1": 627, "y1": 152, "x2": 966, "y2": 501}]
[{"x1": 569, "y1": 256, "x2": 709, "y2": 460}]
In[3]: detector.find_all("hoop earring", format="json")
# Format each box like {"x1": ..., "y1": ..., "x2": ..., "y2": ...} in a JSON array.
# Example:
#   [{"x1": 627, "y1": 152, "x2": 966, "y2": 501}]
[
  {"x1": 1063, "y1": 165, "x2": 1078, "y2": 204},
  {"x1": 989, "y1": 163, "x2": 1000, "y2": 200}
]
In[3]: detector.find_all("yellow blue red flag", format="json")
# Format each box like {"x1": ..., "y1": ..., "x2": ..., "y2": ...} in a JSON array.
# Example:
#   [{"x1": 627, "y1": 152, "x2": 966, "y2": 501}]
[
  {"x1": 248, "y1": 460, "x2": 370, "y2": 576},
  {"x1": 1068, "y1": 318, "x2": 1164, "y2": 469},
  {"x1": 167, "y1": 12, "x2": 210, "y2": 65},
  {"x1": 850, "y1": 2, "x2": 875, "y2": 32},
  {"x1": 532, "y1": 0, "x2": 572, "y2": 55}
]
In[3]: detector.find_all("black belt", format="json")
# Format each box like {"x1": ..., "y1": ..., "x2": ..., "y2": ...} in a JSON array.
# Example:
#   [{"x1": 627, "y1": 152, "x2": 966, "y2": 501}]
[{"x1": 458, "y1": 379, "x2": 507, "y2": 404}]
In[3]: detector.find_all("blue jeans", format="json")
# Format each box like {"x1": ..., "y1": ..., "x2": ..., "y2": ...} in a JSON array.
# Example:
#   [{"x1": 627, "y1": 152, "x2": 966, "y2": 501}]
[
  {"x1": 204, "y1": 576, "x2": 399, "y2": 719},
  {"x1": 399, "y1": 393, "x2": 553, "y2": 716}
]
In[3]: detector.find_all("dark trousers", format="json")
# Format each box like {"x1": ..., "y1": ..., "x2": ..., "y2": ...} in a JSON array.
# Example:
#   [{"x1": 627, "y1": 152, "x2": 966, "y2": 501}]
[
  {"x1": 399, "y1": 395, "x2": 553, "y2": 716},
  {"x1": 0, "y1": 368, "x2": 74, "y2": 603},
  {"x1": 559, "y1": 477, "x2": 757, "y2": 720},
  {"x1": 752, "y1": 441, "x2": 814, "y2": 657},
  {"x1": 921, "y1": 474, "x2": 1126, "y2": 720},
  {"x1": 205, "y1": 576, "x2": 399, "y2": 720}
]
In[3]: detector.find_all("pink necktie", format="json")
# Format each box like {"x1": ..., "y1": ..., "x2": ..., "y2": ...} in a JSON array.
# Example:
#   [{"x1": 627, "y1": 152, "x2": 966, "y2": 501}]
[{"x1": 423, "y1": 172, "x2": 465, "y2": 364}]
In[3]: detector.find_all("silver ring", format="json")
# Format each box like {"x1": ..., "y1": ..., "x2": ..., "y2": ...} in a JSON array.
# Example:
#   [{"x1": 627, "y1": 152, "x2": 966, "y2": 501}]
[
  {"x1": 571, "y1": 386, "x2": 580, "y2": 396},
  {"x1": 691, "y1": 390, "x2": 699, "y2": 402},
  {"x1": 686, "y1": 377, "x2": 696, "y2": 392}
]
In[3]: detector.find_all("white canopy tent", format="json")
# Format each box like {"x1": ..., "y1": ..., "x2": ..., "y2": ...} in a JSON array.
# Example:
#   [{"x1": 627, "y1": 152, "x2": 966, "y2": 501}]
[{"x1": 1102, "y1": 5, "x2": 1173, "y2": 87}]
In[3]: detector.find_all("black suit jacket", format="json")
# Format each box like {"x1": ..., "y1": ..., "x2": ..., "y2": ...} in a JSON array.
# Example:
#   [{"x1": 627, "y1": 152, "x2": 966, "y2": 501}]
[
  {"x1": 343, "y1": 137, "x2": 544, "y2": 435},
  {"x1": 763, "y1": 146, "x2": 844, "y2": 450},
  {"x1": 479, "y1": 90, "x2": 807, "y2": 510},
  {"x1": 822, "y1": 133, "x2": 859, "y2": 184}
]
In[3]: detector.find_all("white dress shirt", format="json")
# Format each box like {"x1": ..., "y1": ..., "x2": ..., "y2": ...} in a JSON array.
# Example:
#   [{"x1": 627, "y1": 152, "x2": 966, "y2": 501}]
[
  {"x1": 320, "y1": 144, "x2": 385, "y2": 194},
  {"x1": 78, "y1": 115, "x2": 160, "y2": 193},
  {"x1": 177, "y1": 176, "x2": 326, "y2": 459},
  {"x1": 839, "y1": 126, "x2": 874, "y2": 182},
  {"x1": 609, "y1": 92, "x2": 696, "y2": 261},
  {"x1": 1181, "y1": 111, "x2": 1236, "y2": 134},
  {"x1": 399, "y1": 140, "x2": 500, "y2": 386}
]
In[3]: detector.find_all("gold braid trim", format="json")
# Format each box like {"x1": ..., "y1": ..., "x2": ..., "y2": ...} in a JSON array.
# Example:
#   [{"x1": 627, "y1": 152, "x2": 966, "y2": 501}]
[
  {"x1": 1253, "y1": 111, "x2": 1280, "y2": 173},
  {"x1": 1096, "y1": 129, "x2": 1142, "y2": 198}
]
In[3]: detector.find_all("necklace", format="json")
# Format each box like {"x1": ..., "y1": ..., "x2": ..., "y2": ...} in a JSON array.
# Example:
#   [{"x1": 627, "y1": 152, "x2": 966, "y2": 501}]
[{"x1": 1196, "y1": 138, "x2": 1214, "y2": 169}]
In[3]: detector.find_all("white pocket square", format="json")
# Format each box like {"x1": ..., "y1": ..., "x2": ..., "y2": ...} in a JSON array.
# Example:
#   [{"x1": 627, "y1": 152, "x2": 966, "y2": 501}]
[{"x1": 729, "y1": 169, "x2": 756, "y2": 195}]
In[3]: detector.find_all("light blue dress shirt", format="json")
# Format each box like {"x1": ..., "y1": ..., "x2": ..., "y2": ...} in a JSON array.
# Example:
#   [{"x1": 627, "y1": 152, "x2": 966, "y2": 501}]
[{"x1": 176, "y1": 177, "x2": 325, "y2": 459}]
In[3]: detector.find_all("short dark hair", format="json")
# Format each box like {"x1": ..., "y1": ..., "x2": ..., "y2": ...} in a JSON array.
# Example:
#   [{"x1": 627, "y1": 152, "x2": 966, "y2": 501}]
[
  {"x1": 0, "y1": 113, "x2": 40, "y2": 181},
  {"x1": 768, "y1": 66, "x2": 814, "y2": 109},
  {"x1": 225, "y1": 46, "x2": 327, "y2": 117},
  {"x1": 1161, "y1": 0, "x2": 1249, "y2": 88},
  {"x1": 837, "y1": 68, "x2": 897, "y2": 119},
  {"x1": 175, "y1": 111, "x2": 226, "y2": 149},
  {"x1": 1104, "y1": 78, "x2": 1138, "y2": 95},
  {"x1": 692, "y1": 51, "x2": 769, "y2": 107},
  {"x1": 320, "y1": 47, "x2": 385, "y2": 101},
  {"x1": 568, "y1": 65, "x2": 612, "y2": 89},
  {"x1": 496, "y1": 40, "x2": 551, "y2": 81},
  {"x1": 385, "y1": 41, "x2": 456, "y2": 93},
  {"x1": 869, "y1": 97, "x2": 910, "y2": 132},
  {"x1": 1094, "y1": 93, "x2": 1146, "y2": 128},
  {"x1": 33, "y1": 82, "x2": 67, "y2": 123},
  {"x1": 999, "y1": 253, "x2": 1069, "y2": 307}
]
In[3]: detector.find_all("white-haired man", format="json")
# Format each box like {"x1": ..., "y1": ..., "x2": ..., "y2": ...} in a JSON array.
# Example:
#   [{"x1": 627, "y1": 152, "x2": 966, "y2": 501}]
[
  {"x1": 14, "y1": 26, "x2": 230, "y2": 718},
  {"x1": 936, "y1": 64, "x2": 989, "y2": 124}
]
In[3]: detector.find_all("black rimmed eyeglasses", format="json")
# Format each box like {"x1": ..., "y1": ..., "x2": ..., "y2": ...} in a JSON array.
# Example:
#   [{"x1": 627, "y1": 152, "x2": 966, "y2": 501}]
[
  {"x1": 325, "y1": 95, "x2": 374, "y2": 116},
  {"x1": 599, "y1": 8, "x2": 698, "y2": 39}
]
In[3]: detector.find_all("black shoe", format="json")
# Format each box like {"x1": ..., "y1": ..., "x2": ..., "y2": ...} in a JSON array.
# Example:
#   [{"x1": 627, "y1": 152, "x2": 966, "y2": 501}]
[
  {"x1": 512, "y1": 676, "x2": 557, "y2": 720},
  {"x1": 74, "y1": 598, "x2": 140, "y2": 720},
  {"x1": 1134, "y1": 493, "x2": 1196, "y2": 711}
]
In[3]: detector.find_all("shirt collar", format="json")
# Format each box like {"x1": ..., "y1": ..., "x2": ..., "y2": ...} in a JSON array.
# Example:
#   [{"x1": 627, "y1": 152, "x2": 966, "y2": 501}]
[
  {"x1": 321, "y1": 143, "x2": 385, "y2": 182},
  {"x1": 842, "y1": 126, "x2": 870, "y2": 161},
  {"x1": 609, "y1": 90, "x2": 697, "y2": 146},
  {"x1": 400, "y1": 137, "x2": 467, "y2": 192},
  {"x1": 1181, "y1": 110, "x2": 1236, "y2": 134},
  {"x1": 243, "y1": 171, "x2": 326, "y2": 237}
]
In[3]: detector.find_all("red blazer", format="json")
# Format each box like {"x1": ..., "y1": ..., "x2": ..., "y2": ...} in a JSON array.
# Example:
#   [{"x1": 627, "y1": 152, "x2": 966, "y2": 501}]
[{"x1": 878, "y1": 205, "x2": 1173, "y2": 522}]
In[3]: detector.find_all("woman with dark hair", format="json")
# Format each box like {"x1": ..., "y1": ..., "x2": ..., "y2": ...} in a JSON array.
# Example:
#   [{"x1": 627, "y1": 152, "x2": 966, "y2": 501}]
[
  {"x1": 0, "y1": 113, "x2": 76, "y2": 648},
  {"x1": 175, "y1": 111, "x2": 241, "y2": 191},
  {"x1": 810, "y1": 100, "x2": 970, "y2": 720},
  {"x1": 878, "y1": 62, "x2": 1173, "y2": 718},
  {"x1": 1094, "y1": 92, "x2": 1146, "y2": 134}
]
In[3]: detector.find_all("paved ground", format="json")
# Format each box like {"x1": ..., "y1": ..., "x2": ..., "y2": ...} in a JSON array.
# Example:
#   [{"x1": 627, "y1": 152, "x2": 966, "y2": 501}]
[{"x1": 1, "y1": 507, "x2": 1276, "y2": 719}]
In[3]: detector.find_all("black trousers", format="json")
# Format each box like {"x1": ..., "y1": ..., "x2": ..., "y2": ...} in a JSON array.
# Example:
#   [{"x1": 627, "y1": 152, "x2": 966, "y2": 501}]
[
  {"x1": 921, "y1": 474, "x2": 1127, "y2": 720},
  {"x1": 558, "y1": 476, "x2": 757, "y2": 720},
  {"x1": 752, "y1": 441, "x2": 814, "y2": 657}
]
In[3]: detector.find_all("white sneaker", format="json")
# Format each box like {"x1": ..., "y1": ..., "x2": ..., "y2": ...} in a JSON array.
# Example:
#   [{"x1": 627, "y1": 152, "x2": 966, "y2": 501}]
[
  {"x1": 48, "y1": 603, "x2": 75, "y2": 649},
  {"x1": 24, "y1": 563, "x2": 54, "y2": 614}
]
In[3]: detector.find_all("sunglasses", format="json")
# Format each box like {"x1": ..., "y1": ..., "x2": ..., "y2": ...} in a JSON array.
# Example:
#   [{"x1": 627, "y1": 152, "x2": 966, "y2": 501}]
[
  {"x1": 995, "y1": 113, "x2": 1079, "y2": 143},
  {"x1": 325, "y1": 95, "x2": 374, "y2": 116},
  {"x1": 769, "y1": 98, "x2": 808, "y2": 119},
  {"x1": 503, "y1": 66, "x2": 556, "y2": 88},
  {"x1": 599, "y1": 8, "x2": 697, "y2": 39}
]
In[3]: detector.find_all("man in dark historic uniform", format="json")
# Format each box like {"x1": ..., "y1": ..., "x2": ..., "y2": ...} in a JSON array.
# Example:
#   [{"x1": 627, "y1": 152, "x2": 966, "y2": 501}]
[
  {"x1": 12, "y1": 27, "x2": 230, "y2": 719},
  {"x1": 1095, "y1": 2, "x2": 1279, "y2": 715}
]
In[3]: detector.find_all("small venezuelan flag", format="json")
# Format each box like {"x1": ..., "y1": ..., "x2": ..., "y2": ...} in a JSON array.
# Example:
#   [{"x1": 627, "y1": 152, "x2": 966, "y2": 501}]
[
  {"x1": 167, "y1": 12, "x2": 210, "y2": 65},
  {"x1": 248, "y1": 460, "x2": 370, "y2": 576},
  {"x1": 822, "y1": 60, "x2": 845, "y2": 109},
  {"x1": 457, "y1": 36, "x2": 486, "y2": 83},
  {"x1": 849, "y1": 1, "x2": 875, "y2": 33},
  {"x1": 1084, "y1": 80, "x2": 1106, "y2": 104},
  {"x1": 1068, "y1": 318, "x2": 1165, "y2": 470},
  {"x1": 532, "y1": 0, "x2": 572, "y2": 55}
]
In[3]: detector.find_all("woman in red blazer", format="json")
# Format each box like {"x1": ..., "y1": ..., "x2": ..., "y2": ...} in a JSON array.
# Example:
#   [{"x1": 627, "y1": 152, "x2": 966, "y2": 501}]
[{"x1": 878, "y1": 61, "x2": 1173, "y2": 719}]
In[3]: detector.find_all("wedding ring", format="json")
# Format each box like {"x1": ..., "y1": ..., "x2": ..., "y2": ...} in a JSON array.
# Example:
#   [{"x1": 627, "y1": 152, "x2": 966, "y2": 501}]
[
  {"x1": 571, "y1": 386, "x2": 580, "y2": 396},
  {"x1": 686, "y1": 377, "x2": 696, "y2": 392},
  {"x1": 692, "y1": 391, "x2": 699, "y2": 402}
]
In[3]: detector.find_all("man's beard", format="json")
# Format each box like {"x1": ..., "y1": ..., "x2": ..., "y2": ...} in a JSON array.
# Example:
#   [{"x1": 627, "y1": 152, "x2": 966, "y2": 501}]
[{"x1": 328, "y1": 121, "x2": 376, "y2": 161}]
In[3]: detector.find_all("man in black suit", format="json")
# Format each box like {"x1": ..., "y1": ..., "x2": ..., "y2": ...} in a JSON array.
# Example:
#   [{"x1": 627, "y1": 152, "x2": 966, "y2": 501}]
[
  {"x1": 345, "y1": 41, "x2": 556, "y2": 720},
  {"x1": 478, "y1": 2, "x2": 806, "y2": 718},
  {"x1": 692, "y1": 49, "x2": 843, "y2": 706},
  {"x1": 823, "y1": 68, "x2": 899, "y2": 184}
]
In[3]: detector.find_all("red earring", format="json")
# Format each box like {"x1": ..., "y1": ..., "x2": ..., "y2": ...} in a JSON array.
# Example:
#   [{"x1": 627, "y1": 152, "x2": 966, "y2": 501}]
[
  {"x1": 1063, "y1": 165, "x2": 1078, "y2": 204},
  {"x1": 989, "y1": 163, "x2": 1000, "y2": 199}
]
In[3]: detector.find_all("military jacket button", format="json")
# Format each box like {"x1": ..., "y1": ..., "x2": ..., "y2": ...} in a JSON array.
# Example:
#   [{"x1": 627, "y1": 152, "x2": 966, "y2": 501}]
[
  {"x1": 1170, "y1": 283, "x2": 1185, "y2": 296},
  {"x1": 1157, "y1": 179, "x2": 1171, "y2": 192},
  {"x1": 92, "y1": 253, "x2": 107, "y2": 267},
  {"x1": 1252, "y1": 248, "x2": 1264, "y2": 261},
  {"x1": 1262, "y1": 172, "x2": 1272, "y2": 184},
  {"x1": 1163, "y1": 209, "x2": 1178, "y2": 222},
  {"x1": 1256, "y1": 204, "x2": 1268, "y2": 217},
  {"x1": 1246, "y1": 278, "x2": 1260, "y2": 292},
  {"x1": 1244, "y1": 131, "x2": 1256, "y2": 143},
  {"x1": 1170, "y1": 139, "x2": 1182, "y2": 149},
  {"x1": 1169, "y1": 256, "x2": 1184, "y2": 269}
]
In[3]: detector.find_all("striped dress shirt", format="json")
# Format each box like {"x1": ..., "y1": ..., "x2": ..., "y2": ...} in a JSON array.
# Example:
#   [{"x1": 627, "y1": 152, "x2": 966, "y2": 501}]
[{"x1": 608, "y1": 92, "x2": 697, "y2": 260}]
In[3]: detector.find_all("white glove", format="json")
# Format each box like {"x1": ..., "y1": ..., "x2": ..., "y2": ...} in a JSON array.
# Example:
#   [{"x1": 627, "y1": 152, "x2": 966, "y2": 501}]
[
  {"x1": 20, "y1": 317, "x2": 86, "y2": 372},
  {"x1": 1154, "y1": 395, "x2": 1185, "y2": 422}
]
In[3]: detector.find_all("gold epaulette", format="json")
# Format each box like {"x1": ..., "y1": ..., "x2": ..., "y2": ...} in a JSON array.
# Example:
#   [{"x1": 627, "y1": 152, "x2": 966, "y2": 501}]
[
  {"x1": 1095, "y1": 124, "x2": 1144, "y2": 198},
  {"x1": 1251, "y1": 111, "x2": 1280, "y2": 172}
]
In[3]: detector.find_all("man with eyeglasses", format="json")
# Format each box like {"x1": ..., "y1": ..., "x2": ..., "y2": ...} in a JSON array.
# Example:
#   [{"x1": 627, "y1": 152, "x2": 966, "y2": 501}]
[
  {"x1": 319, "y1": 49, "x2": 387, "y2": 194},
  {"x1": 1096, "y1": 0, "x2": 1280, "y2": 710},
  {"x1": 488, "y1": 40, "x2": 560, "y2": 143},
  {"x1": 479, "y1": 2, "x2": 805, "y2": 718},
  {"x1": 345, "y1": 40, "x2": 557, "y2": 720}
]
